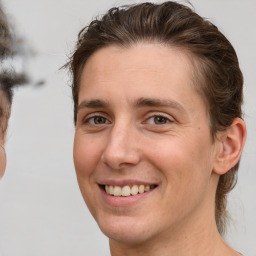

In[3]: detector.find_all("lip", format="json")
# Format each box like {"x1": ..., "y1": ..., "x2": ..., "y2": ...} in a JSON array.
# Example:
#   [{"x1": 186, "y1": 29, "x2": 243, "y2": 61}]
[
  {"x1": 100, "y1": 187, "x2": 156, "y2": 207},
  {"x1": 97, "y1": 179, "x2": 158, "y2": 207},
  {"x1": 98, "y1": 179, "x2": 158, "y2": 187}
]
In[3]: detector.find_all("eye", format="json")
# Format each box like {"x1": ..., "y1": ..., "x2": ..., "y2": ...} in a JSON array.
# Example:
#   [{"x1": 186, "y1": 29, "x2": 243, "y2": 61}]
[
  {"x1": 87, "y1": 116, "x2": 109, "y2": 125},
  {"x1": 147, "y1": 115, "x2": 171, "y2": 125}
]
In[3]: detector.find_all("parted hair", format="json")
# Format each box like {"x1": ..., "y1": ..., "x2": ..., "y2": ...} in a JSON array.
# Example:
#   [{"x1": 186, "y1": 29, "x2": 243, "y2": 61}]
[{"x1": 66, "y1": 1, "x2": 243, "y2": 234}]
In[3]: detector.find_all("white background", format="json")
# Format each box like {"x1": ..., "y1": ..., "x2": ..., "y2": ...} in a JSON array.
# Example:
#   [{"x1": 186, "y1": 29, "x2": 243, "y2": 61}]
[{"x1": 0, "y1": 0, "x2": 255, "y2": 255}]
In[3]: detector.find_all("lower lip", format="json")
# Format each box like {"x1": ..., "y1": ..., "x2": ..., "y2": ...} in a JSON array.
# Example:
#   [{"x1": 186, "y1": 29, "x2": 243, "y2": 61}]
[{"x1": 100, "y1": 187, "x2": 155, "y2": 207}]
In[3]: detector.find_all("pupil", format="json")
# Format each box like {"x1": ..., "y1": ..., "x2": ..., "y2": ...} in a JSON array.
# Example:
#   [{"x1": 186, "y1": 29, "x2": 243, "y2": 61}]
[
  {"x1": 154, "y1": 116, "x2": 166, "y2": 124},
  {"x1": 95, "y1": 117, "x2": 105, "y2": 124}
]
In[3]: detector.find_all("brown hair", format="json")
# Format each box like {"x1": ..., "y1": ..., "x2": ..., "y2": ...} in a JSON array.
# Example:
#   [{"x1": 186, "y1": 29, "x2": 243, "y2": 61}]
[
  {"x1": 0, "y1": 4, "x2": 27, "y2": 136},
  {"x1": 66, "y1": 1, "x2": 243, "y2": 234}
]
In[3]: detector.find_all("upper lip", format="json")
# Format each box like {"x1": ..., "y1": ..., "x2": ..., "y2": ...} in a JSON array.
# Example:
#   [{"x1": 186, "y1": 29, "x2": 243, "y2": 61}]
[{"x1": 97, "y1": 179, "x2": 159, "y2": 187}]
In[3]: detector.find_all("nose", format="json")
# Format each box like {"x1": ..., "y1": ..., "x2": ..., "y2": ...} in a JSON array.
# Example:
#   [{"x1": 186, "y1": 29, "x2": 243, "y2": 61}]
[{"x1": 101, "y1": 124, "x2": 140, "y2": 170}]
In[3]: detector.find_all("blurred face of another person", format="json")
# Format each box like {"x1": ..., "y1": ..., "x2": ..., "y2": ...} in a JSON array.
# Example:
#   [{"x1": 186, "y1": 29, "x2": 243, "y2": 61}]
[
  {"x1": 0, "y1": 90, "x2": 8, "y2": 178},
  {"x1": 73, "y1": 43, "x2": 225, "y2": 245},
  {"x1": 0, "y1": 4, "x2": 28, "y2": 179}
]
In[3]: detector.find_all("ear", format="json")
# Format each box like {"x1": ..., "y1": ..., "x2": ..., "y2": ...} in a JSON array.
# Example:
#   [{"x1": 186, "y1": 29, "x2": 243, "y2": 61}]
[{"x1": 213, "y1": 118, "x2": 246, "y2": 175}]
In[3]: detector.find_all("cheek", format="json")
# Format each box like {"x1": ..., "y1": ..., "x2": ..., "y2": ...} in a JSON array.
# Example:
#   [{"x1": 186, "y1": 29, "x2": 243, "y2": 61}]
[
  {"x1": 146, "y1": 134, "x2": 214, "y2": 192},
  {"x1": 149, "y1": 138, "x2": 214, "y2": 221},
  {"x1": 73, "y1": 134, "x2": 103, "y2": 216},
  {"x1": 73, "y1": 133, "x2": 102, "y2": 181},
  {"x1": 0, "y1": 146, "x2": 6, "y2": 178}
]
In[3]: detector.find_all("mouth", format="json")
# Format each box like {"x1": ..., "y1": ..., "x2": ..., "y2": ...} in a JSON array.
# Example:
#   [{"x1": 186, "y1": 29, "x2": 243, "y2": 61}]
[{"x1": 100, "y1": 184, "x2": 157, "y2": 197}]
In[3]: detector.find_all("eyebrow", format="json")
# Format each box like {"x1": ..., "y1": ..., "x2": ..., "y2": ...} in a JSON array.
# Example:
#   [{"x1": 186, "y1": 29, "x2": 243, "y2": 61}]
[
  {"x1": 134, "y1": 97, "x2": 186, "y2": 113},
  {"x1": 77, "y1": 97, "x2": 186, "y2": 113},
  {"x1": 77, "y1": 99, "x2": 109, "y2": 111}
]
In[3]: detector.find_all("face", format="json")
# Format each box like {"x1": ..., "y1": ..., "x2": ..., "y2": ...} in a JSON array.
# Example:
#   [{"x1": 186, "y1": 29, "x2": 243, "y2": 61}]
[
  {"x1": 0, "y1": 144, "x2": 6, "y2": 178},
  {"x1": 0, "y1": 90, "x2": 8, "y2": 178},
  {"x1": 74, "y1": 43, "x2": 220, "y2": 245}
]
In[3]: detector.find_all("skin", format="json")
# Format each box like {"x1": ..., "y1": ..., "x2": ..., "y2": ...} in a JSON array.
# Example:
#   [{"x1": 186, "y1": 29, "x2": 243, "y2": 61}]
[
  {"x1": 73, "y1": 43, "x2": 246, "y2": 256},
  {"x1": 0, "y1": 90, "x2": 8, "y2": 178},
  {"x1": 0, "y1": 145, "x2": 6, "y2": 178}
]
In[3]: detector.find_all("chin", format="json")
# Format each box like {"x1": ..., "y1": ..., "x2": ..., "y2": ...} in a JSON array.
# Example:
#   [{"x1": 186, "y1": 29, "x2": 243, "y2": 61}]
[{"x1": 97, "y1": 215, "x2": 154, "y2": 245}]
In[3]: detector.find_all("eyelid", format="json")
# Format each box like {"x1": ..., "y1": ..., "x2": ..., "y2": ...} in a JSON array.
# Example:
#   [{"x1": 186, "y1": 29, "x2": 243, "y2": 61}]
[
  {"x1": 81, "y1": 111, "x2": 111, "y2": 124},
  {"x1": 144, "y1": 112, "x2": 174, "y2": 124}
]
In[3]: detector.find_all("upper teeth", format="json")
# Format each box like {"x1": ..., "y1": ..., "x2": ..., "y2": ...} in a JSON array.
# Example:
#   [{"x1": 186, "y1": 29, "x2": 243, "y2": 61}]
[{"x1": 105, "y1": 184, "x2": 152, "y2": 197}]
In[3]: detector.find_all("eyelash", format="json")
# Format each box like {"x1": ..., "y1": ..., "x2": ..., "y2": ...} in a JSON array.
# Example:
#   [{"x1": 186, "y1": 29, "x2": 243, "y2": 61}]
[
  {"x1": 82, "y1": 112, "x2": 173, "y2": 126},
  {"x1": 83, "y1": 114, "x2": 110, "y2": 125},
  {"x1": 145, "y1": 114, "x2": 173, "y2": 125}
]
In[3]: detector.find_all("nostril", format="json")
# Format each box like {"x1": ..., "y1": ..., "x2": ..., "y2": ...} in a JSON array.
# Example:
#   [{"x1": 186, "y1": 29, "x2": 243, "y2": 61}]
[{"x1": 100, "y1": 134, "x2": 140, "y2": 169}]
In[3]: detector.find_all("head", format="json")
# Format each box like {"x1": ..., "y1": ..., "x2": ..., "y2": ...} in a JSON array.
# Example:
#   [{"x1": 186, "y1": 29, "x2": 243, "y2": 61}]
[
  {"x1": 0, "y1": 3, "x2": 27, "y2": 177},
  {"x1": 67, "y1": 1, "x2": 245, "y2": 237}
]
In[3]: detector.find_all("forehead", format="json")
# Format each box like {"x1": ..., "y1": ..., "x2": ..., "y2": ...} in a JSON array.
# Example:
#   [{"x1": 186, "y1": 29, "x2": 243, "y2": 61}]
[
  {"x1": 79, "y1": 43, "x2": 205, "y2": 105},
  {"x1": 0, "y1": 89, "x2": 9, "y2": 110},
  {"x1": 0, "y1": 89, "x2": 10, "y2": 136},
  {"x1": 84, "y1": 44, "x2": 191, "y2": 84},
  {"x1": 83, "y1": 43, "x2": 193, "y2": 78}
]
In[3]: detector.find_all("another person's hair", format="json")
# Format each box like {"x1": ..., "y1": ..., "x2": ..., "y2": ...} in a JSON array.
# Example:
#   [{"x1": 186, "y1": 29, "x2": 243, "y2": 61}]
[
  {"x1": 0, "y1": 4, "x2": 27, "y2": 136},
  {"x1": 65, "y1": 1, "x2": 243, "y2": 234}
]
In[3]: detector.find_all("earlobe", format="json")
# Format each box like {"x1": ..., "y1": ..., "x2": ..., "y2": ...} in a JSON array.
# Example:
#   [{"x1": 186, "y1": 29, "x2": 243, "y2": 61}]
[{"x1": 213, "y1": 118, "x2": 246, "y2": 175}]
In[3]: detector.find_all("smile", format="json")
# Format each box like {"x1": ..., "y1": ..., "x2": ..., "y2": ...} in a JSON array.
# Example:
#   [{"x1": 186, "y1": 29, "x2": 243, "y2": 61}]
[{"x1": 104, "y1": 184, "x2": 156, "y2": 197}]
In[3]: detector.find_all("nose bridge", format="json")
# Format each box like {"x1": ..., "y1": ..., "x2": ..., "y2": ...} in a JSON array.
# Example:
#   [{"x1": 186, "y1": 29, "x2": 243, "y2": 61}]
[{"x1": 101, "y1": 119, "x2": 139, "y2": 169}]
